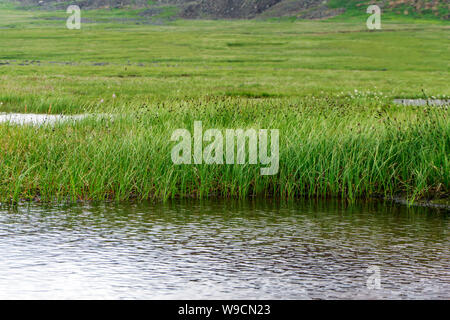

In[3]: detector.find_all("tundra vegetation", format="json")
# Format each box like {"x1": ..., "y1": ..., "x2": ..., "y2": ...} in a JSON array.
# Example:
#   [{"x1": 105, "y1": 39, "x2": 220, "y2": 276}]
[{"x1": 0, "y1": 1, "x2": 448, "y2": 203}]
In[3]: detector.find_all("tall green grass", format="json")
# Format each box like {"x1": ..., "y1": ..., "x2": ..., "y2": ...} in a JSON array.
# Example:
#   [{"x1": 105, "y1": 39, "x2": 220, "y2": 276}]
[{"x1": 0, "y1": 96, "x2": 448, "y2": 203}]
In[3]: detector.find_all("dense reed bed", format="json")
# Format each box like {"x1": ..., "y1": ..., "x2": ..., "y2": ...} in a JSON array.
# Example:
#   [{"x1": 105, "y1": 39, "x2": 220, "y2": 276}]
[{"x1": 0, "y1": 96, "x2": 448, "y2": 203}]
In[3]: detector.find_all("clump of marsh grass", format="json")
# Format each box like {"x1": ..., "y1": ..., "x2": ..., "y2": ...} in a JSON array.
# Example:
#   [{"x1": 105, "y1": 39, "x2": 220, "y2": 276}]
[{"x1": 0, "y1": 96, "x2": 448, "y2": 204}]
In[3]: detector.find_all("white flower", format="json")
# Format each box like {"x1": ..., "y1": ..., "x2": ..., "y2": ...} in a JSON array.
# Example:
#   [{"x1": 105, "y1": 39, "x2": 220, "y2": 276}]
[
  {"x1": 112, "y1": 93, "x2": 116, "y2": 98},
  {"x1": 100, "y1": 99, "x2": 104, "y2": 103}
]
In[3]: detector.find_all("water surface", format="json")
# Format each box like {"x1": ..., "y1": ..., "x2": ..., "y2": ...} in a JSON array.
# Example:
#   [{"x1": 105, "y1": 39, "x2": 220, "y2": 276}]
[{"x1": 0, "y1": 200, "x2": 448, "y2": 299}]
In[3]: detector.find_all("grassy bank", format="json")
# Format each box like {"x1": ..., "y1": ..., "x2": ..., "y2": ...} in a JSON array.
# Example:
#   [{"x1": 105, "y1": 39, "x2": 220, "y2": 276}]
[
  {"x1": 1, "y1": 97, "x2": 448, "y2": 203},
  {"x1": 0, "y1": 3, "x2": 448, "y2": 203}
]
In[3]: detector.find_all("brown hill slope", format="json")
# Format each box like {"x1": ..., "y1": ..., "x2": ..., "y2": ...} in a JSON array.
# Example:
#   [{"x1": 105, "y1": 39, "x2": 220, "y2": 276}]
[
  {"x1": 14, "y1": 0, "x2": 450, "y2": 19},
  {"x1": 15, "y1": 0, "x2": 340, "y2": 18}
]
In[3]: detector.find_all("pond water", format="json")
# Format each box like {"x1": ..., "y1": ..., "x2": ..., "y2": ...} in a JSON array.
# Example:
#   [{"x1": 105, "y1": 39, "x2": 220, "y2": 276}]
[
  {"x1": 0, "y1": 200, "x2": 448, "y2": 299},
  {"x1": 393, "y1": 99, "x2": 449, "y2": 106}
]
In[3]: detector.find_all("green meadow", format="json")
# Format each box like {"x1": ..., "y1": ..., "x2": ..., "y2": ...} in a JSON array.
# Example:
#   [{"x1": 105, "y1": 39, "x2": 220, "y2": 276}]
[{"x1": 0, "y1": 3, "x2": 448, "y2": 203}]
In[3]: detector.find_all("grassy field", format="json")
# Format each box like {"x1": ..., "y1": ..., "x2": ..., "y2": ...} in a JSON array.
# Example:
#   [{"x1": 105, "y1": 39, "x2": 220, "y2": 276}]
[{"x1": 0, "y1": 2, "x2": 448, "y2": 203}]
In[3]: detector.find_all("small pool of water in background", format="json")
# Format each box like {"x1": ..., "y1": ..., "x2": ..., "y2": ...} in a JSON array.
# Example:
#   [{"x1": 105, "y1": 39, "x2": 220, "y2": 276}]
[
  {"x1": 393, "y1": 99, "x2": 449, "y2": 106},
  {"x1": 0, "y1": 113, "x2": 87, "y2": 125},
  {"x1": 0, "y1": 200, "x2": 448, "y2": 299}
]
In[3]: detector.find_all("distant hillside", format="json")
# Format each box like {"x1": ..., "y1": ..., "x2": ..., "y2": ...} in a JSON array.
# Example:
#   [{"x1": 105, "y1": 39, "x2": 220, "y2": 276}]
[
  {"x1": 13, "y1": 0, "x2": 450, "y2": 20},
  {"x1": 169, "y1": 0, "x2": 344, "y2": 19}
]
